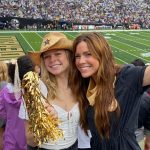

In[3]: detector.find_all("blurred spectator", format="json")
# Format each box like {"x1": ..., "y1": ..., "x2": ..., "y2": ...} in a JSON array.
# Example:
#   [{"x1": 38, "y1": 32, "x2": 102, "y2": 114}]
[
  {"x1": 0, "y1": 0, "x2": 150, "y2": 28},
  {"x1": 131, "y1": 58, "x2": 146, "y2": 67},
  {"x1": 0, "y1": 61, "x2": 9, "y2": 150},
  {"x1": 0, "y1": 55, "x2": 35, "y2": 149},
  {"x1": 131, "y1": 59, "x2": 150, "y2": 150}
]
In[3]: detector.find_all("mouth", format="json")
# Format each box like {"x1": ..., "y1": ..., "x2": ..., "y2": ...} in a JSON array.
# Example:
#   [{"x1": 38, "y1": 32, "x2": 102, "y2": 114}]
[
  {"x1": 78, "y1": 66, "x2": 91, "y2": 71},
  {"x1": 50, "y1": 64, "x2": 61, "y2": 68}
]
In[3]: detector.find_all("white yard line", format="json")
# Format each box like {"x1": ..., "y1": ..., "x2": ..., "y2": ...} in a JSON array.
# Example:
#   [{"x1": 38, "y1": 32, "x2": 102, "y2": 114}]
[
  {"x1": 111, "y1": 38, "x2": 146, "y2": 52},
  {"x1": 65, "y1": 32, "x2": 128, "y2": 64},
  {"x1": 115, "y1": 57, "x2": 128, "y2": 64},
  {"x1": 114, "y1": 32, "x2": 150, "y2": 47},
  {"x1": 111, "y1": 45, "x2": 150, "y2": 62},
  {"x1": 20, "y1": 33, "x2": 34, "y2": 51},
  {"x1": 35, "y1": 32, "x2": 43, "y2": 39}
]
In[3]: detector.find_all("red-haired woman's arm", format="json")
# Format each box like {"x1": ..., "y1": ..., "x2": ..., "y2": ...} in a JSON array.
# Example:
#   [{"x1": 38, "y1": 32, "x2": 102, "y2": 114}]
[{"x1": 143, "y1": 66, "x2": 150, "y2": 86}]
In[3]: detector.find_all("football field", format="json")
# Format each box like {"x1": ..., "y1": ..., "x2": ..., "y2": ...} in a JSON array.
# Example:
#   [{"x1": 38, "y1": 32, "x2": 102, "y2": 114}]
[{"x1": 0, "y1": 30, "x2": 150, "y2": 64}]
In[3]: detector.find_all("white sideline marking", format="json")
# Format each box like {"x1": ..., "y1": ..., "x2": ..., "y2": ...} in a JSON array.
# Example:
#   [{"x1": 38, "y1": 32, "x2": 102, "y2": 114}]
[
  {"x1": 130, "y1": 32, "x2": 139, "y2": 35},
  {"x1": 104, "y1": 36, "x2": 111, "y2": 39},
  {"x1": 141, "y1": 52, "x2": 150, "y2": 57},
  {"x1": 0, "y1": 29, "x2": 150, "y2": 33}
]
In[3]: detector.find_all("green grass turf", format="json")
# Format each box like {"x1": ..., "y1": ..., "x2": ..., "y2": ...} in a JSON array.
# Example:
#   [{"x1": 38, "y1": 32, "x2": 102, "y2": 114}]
[{"x1": 0, "y1": 30, "x2": 150, "y2": 64}]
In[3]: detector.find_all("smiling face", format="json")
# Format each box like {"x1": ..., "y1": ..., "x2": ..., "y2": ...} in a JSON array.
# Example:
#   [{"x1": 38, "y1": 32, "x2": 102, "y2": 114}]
[
  {"x1": 42, "y1": 49, "x2": 69, "y2": 76},
  {"x1": 75, "y1": 41, "x2": 99, "y2": 79}
]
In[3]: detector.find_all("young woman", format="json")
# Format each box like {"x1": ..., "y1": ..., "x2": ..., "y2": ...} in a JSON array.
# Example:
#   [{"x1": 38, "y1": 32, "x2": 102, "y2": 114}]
[
  {"x1": 72, "y1": 32, "x2": 150, "y2": 150},
  {"x1": 0, "y1": 55, "x2": 36, "y2": 150},
  {"x1": 19, "y1": 32, "x2": 90, "y2": 150}
]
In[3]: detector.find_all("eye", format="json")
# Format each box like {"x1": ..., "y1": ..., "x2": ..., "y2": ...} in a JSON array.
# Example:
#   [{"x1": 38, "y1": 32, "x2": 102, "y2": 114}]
[
  {"x1": 43, "y1": 55, "x2": 49, "y2": 59},
  {"x1": 85, "y1": 52, "x2": 91, "y2": 57},
  {"x1": 55, "y1": 52, "x2": 62, "y2": 56},
  {"x1": 75, "y1": 54, "x2": 80, "y2": 59}
]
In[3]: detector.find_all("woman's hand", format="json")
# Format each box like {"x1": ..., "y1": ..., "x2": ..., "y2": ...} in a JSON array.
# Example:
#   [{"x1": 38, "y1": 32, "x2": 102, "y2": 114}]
[
  {"x1": 25, "y1": 121, "x2": 38, "y2": 147},
  {"x1": 44, "y1": 103, "x2": 58, "y2": 119}
]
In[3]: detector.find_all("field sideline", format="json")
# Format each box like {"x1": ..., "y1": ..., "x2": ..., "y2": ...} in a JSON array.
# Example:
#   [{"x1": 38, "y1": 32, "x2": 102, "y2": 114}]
[{"x1": 0, "y1": 30, "x2": 150, "y2": 64}]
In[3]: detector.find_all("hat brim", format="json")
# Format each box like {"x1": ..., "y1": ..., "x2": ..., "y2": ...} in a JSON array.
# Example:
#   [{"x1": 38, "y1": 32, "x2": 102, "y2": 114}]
[
  {"x1": 28, "y1": 52, "x2": 41, "y2": 66},
  {"x1": 28, "y1": 38, "x2": 73, "y2": 67}
]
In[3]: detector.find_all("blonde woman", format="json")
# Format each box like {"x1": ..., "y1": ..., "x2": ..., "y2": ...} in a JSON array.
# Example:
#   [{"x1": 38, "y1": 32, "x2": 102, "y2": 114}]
[{"x1": 19, "y1": 32, "x2": 90, "y2": 150}]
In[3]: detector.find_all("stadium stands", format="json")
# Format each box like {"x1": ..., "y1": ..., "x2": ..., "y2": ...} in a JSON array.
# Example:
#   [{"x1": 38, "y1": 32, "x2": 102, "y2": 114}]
[{"x1": 0, "y1": 0, "x2": 150, "y2": 29}]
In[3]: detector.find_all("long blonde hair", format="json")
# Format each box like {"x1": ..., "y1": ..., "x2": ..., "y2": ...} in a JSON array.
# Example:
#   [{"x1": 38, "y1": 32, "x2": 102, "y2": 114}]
[
  {"x1": 0, "y1": 61, "x2": 8, "y2": 82},
  {"x1": 73, "y1": 32, "x2": 120, "y2": 138}
]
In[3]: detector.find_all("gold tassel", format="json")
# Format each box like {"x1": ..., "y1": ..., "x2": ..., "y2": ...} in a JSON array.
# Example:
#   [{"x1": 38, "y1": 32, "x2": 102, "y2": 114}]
[{"x1": 22, "y1": 71, "x2": 63, "y2": 146}]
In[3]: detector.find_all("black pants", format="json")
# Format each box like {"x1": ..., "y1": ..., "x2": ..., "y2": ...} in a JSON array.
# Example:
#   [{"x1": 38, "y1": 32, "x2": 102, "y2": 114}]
[
  {"x1": 27, "y1": 140, "x2": 78, "y2": 150},
  {"x1": 27, "y1": 145, "x2": 38, "y2": 150}
]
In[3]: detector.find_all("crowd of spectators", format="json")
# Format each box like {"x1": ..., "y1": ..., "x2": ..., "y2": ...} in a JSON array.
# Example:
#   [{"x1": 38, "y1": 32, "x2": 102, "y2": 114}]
[{"x1": 0, "y1": 0, "x2": 150, "y2": 28}]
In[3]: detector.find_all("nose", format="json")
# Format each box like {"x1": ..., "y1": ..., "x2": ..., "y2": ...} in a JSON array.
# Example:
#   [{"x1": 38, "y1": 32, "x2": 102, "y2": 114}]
[{"x1": 49, "y1": 55, "x2": 56, "y2": 62}]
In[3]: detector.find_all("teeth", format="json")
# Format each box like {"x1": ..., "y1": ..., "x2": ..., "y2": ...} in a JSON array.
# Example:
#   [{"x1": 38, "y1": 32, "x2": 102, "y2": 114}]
[
  {"x1": 50, "y1": 64, "x2": 60, "y2": 68},
  {"x1": 80, "y1": 66, "x2": 90, "y2": 69},
  {"x1": 79, "y1": 67, "x2": 90, "y2": 71}
]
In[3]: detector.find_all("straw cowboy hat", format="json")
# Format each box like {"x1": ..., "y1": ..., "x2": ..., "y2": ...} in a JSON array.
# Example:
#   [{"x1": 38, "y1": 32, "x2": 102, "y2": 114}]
[{"x1": 28, "y1": 32, "x2": 73, "y2": 66}]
